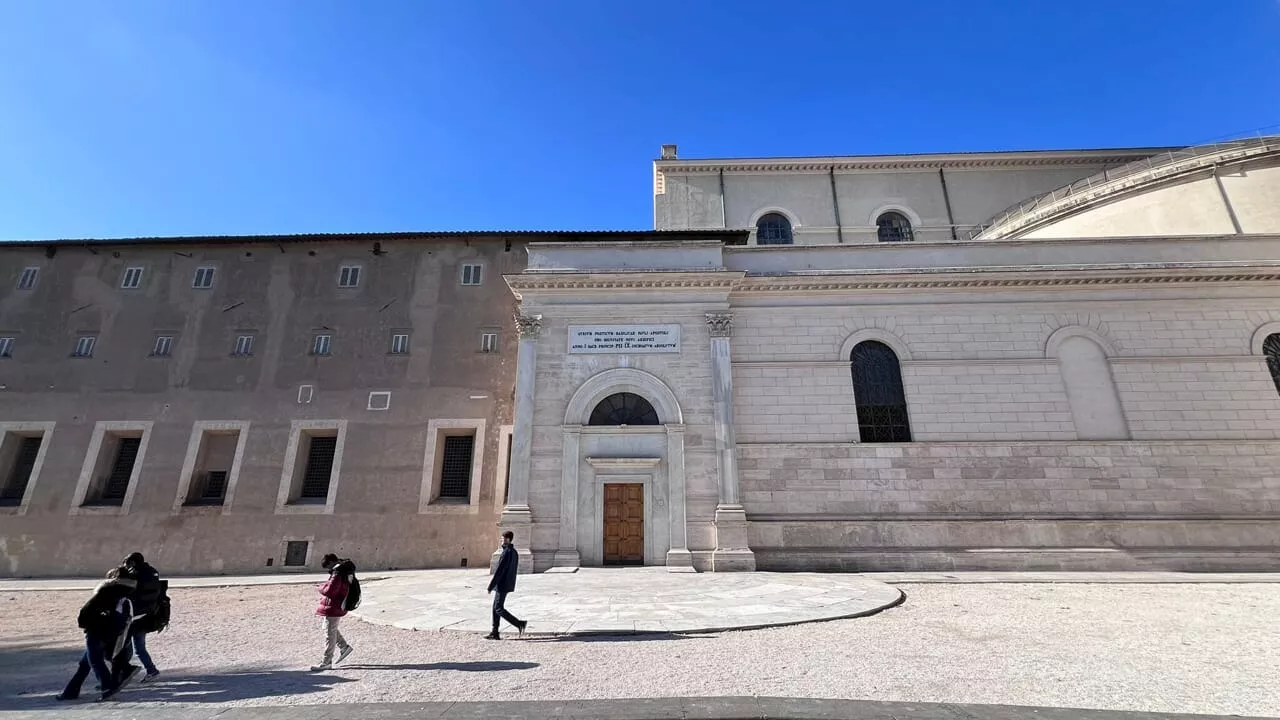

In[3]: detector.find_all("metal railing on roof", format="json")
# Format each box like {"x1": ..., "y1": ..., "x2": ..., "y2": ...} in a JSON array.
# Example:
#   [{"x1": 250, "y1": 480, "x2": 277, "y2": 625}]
[{"x1": 969, "y1": 133, "x2": 1280, "y2": 241}]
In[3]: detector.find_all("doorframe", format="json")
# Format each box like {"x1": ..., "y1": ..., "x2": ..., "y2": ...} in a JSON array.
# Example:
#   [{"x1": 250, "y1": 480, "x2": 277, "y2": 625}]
[{"x1": 595, "y1": 474, "x2": 653, "y2": 566}]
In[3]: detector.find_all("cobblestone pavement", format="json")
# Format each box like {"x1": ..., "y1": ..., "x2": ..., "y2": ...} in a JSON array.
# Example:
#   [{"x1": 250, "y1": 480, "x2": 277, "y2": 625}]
[
  {"x1": 1, "y1": 582, "x2": 1277, "y2": 716},
  {"x1": 353, "y1": 568, "x2": 903, "y2": 634}
]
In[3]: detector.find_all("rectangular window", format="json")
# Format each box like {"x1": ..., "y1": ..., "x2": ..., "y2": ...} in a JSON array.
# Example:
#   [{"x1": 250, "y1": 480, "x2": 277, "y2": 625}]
[
  {"x1": 0, "y1": 435, "x2": 43, "y2": 506},
  {"x1": 183, "y1": 429, "x2": 241, "y2": 505},
  {"x1": 0, "y1": 337, "x2": 13, "y2": 358},
  {"x1": 461, "y1": 264, "x2": 483, "y2": 286},
  {"x1": 311, "y1": 334, "x2": 332, "y2": 356},
  {"x1": 299, "y1": 435, "x2": 338, "y2": 500},
  {"x1": 390, "y1": 333, "x2": 410, "y2": 355},
  {"x1": 120, "y1": 267, "x2": 144, "y2": 289},
  {"x1": 233, "y1": 335, "x2": 254, "y2": 356},
  {"x1": 17, "y1": 267, "x2": 38, "y2": 290},
  {"x1": 152, "y1": 335, "x2": 173, "y2": 357},
  {"x1": 87, "y1": 436, "x2": 141, "y2": 506},
  {"x1": 338, "y1": 265, "x2": 361, "y2": 288},
  {"x1": 438, "y1": 435, "x2": 475, "y2": 501},
  {"x1": 284, "y1": 540, "x2": 309, "y2": 567},
  {"x1": 73, "y1": 336, "x2": 96, "y2": 358},
  {"x1": 192, "y1": 267, "x2": 216, "y2": 288},
  {"x1": 480, "y1": 332, "x2": 498, "y2": 353}
]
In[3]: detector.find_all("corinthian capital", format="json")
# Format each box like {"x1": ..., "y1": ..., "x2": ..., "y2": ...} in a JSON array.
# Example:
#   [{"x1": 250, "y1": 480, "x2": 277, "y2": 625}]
[
  {"x1": 705, "y1": 312, "x2": 733, "y2": 338},
  {"x1": 515, "y1": 312, "x2": 544, "y2": 340}
]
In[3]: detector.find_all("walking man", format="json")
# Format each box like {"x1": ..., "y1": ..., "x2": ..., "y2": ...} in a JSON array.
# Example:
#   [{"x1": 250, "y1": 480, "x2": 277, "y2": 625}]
[
  {"x1": 311, "y1": 553, "x2": 356, "y2": 671},
  {"x1": 486, "y1": 530, "x2": 527, "y2": 640},
  {"x1": 121, "y1": 552, "x2": 166, "y2": 683},
  {"x1": 58, "y1": 566, "x2": 138, "y2": 701}
]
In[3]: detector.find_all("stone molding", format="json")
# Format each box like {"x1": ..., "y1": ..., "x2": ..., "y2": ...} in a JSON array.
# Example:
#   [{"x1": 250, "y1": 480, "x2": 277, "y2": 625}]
[
  {"x1": 656, "y1": 150, "x2": 1160, "y2": 175},
  {"x1": 705, "y1": 312, "x2": 733, "y2": 338},
  {"x1": 514, "y1": 312, "x2": 543, "y2": 339}
]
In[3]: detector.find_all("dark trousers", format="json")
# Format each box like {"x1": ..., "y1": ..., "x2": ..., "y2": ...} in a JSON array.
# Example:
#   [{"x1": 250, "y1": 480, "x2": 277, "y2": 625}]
[
  {"x1": 491, "y1": 591, "x2": 521, "y2": 633},
  {"x1": 62, "y1": 635, "x2": 113, "y2": 698}
]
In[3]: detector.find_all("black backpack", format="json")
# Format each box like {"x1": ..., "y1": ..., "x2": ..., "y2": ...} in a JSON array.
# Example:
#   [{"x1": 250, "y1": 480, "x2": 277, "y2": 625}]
[
  {"x1": 151, "y1": 583, "x2": 172, "y2": 633},
  {"x1": 342, "y1": 569, "x2": 361, "y2": 612}
]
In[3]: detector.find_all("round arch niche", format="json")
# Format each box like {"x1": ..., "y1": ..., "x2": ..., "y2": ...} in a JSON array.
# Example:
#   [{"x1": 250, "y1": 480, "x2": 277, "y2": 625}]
[{"x1": 564, "y1": 368, "x2": 683, "y2": 426}]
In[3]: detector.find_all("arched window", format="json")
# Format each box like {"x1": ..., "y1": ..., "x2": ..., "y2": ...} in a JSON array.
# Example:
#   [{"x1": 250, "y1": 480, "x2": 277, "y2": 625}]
[
  {"x1": 1264, "y1": 334, "x2": 1280, "y2": 395},
  {"x1": 876, "y1": 211, "x2": 914, "y2": 243},
  {"x1": 850, "y1": 341, "x2": 911, "y2": 442},
  {"x1": 588, "y1": 392, "x2": 660, "y2": 426},
  {"x1": 755, "y1": 213, "x2": 793, "y2": 245}
]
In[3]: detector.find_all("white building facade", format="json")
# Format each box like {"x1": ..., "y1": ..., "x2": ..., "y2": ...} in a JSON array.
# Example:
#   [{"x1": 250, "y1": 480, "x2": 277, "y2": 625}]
[{"x1": 500, "y1": 138, "x2": 1280, "y2": 572}]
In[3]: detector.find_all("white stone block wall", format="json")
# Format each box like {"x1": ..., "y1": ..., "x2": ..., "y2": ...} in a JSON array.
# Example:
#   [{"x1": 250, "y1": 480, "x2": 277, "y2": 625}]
[
  {"x1": 903, "y1": 362, "x2": 1076, "y2": 441},
  {"x1": 733, "y1": 364, "x2": 859, "y2": 443},
  {"x1": 1111, "y1": 358, "x2": 1280, "y2": 439}
]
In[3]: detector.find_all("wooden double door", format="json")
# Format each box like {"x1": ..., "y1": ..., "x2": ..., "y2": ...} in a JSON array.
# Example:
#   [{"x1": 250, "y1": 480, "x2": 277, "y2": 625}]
[{"x1": 603, "y1": 483, "x2": 644, "y2": 566}]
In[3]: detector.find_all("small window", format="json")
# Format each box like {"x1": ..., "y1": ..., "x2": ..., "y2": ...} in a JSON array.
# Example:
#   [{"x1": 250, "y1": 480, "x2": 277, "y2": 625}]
[
  {"x1": 589, "y1": 392, "x2": 660, "y2": 426},
  {"x1": 876, "y1": 211, "x2": 914, "y2": 243},
  {"x1": 755, "y1": 213, "x2": 794, "y2": 245},
  {"x1": 0, "y1": 435, "x2": 43, "y2": 506},
  {"x1": 0, "y1": 337, "x2": 13, "y2": 358},
  {"x1": 311, "y1": 334, "x2": 332, "y2": 356},
  {"x1": 461, "y1": 264, "x2": 483, "y2": 286},
  {"x1": 17, "y1": 267, "x2": 38, "y2": 290},
  {"x1": 850, "y1": 340, "x2": 912, "y2": 442},
  {"x1": 193, "y1": 267, "x2": 216, "y2": 288},
  {"x1": 73, "y1": 336, "x2": 96, "y2": 358},
  {"x1": 368, "y1": 391, "x2": 391, "y2": 411},
  {"x1": 390, "y1": 333, "x2": 410, "y2": 355},
  {"x1": 480, "y1": 332, "x2": 498, "y2": 353},
  {"x1": 338, "y1": 265, "x2": 361, "y2": 288},
  {"x1": 233, "y1": 335, "x2": 255, "y2": 356},
  {"x1": 299, "y1": 435, "x2": 338, "y2": 500},
  {"x1": 120, "y1": 267, "x2": 144, "y2": 289},
  {"x1": 284, "y1": 540, "x2": 309, "y2": 567},
  {"x1": 152, "y1": 335, "x2": 173, "y2": 357},
  {"x1": 439, "y1": 435, "x2": 475, "y2": 500}
]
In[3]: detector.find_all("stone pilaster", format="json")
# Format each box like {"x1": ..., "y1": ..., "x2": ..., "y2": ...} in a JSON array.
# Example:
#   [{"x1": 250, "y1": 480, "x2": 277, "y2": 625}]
[
  {"x1": 706, "y1": 312, "x2": 756, "y2": 571},
  {"x1": 496, "y1": 311, "x2": 541, "y2": 574}
]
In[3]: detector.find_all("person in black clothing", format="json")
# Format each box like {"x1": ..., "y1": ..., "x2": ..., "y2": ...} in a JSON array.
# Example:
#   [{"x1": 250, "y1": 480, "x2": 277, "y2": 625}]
[
  {"x1": 485, "y1": 530, "x2": 527, "y2": 640},
  {"x1": 119, "y1": 552, "x2": 164, "y2": 682},
  {"x1": 58, "y1": 566, "x2": 138, "y2": 702}
]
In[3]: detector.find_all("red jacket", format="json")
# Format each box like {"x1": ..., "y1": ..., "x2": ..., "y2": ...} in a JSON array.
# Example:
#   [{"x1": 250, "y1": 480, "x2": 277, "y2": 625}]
[{"x1": 315, "y1": 572, "x2": 350, "y2": 618}]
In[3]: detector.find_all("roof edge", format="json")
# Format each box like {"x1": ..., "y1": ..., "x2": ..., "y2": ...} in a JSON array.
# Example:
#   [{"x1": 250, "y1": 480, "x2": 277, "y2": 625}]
[{"x1": 0, "y1": 229, "x2": 750, "y2": 249}]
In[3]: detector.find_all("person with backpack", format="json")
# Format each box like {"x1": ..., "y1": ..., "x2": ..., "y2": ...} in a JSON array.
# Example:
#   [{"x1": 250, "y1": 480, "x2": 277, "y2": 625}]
[
  {"x1": 310, "y1": 553, "x2": 358, "y2": 671},
  {"x1": 58, "y1": 566, "x2": 139, "y2": 702},
  {"x1": 120, "y1": 552, "x2": 167, "y2": 683}
]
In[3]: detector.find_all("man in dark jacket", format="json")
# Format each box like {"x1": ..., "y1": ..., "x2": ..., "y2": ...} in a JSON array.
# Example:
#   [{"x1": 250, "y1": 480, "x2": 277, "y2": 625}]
[
  {"x1": 485, "y1": 531, "x2": 527, "y2": 640},
  {"x1": 120, "y1": 552, "x2": 164, "y2": 682},
  {"x1": 58, "y1": 566, "x2": 138, "y2": 702}
]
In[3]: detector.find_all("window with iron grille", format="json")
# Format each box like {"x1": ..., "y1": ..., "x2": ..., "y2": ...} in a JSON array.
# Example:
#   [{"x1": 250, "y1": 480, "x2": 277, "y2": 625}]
[
  {"x1": 438, "y1": 434, "x2": 474, "y2": 500},
  {"x1": 284, "y1": 540, "x2": 309, "y2": 566},
  {"x1": 338, "y1": 265, "x2": 361, "y2": 288},
  {"x1": 152, "y1": 335, "x2": 173, "y2": 357},
  {"x1": 73, "y1": 336, "x2": 96, "y2": 358},
  {"x1": 850, "y1": 341, "x2": 912, "y2": 442},
  {"x1": 390, "y1": 333, "x2": 409, "y2": 354},
  {"x1": 97, "y1": 437, "x2": 142, "y2": 505},
  {"x1": 876, "y1": 211, "x2": 914, "y2": 243},
  {"x1": 17, "y1": 267, "x2": 38, "y2": 290},
  {"x1": 298, "y1": 435, "x2": 337, "y2": 500},
  {"x1": 311, "y1": 334, "x2": 332, "y2": 356},
  {"x1": 197, "y1": 470, "x2": 229, "y2": 503},
  {"x1": 193, "y1": 267, "x2": 216, "y2": 288},
  {"x1": 233, "y1": 335, "x2": 254, "y2": 356},
  {"x1": 0, "y1": 337, "x2": 13, "y2": 358},
  {"x1": 0, "y1": 435, "x2": 42, "y2": 506},
  {"x1": 589, "y1": 392, "x2": 659, "y2": 426},
  {"x1": 120, "y1": 267, "x2": 144, "y2": 289},
  {"x1": 461, "y1": 264, "x2": 483, "y2": 286},
  {"x1": 1264, "y1": 334, "x2": 1280, "y2": 395},
  {"x1": 755, "y1": 213, "x2": 793, "y2": 245}
]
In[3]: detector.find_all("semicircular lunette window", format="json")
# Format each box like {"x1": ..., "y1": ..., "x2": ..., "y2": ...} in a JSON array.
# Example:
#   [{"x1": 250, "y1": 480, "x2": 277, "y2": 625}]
[
  {"x1": 876, "y1": 211, "x2": 914, "y2": 243},
  {"x1": 755, "y1": 213, "x2": 794, "y2": 245},
  {"x1": 588, "y1": 392, "x2": 660, "y2": 426},
  {"x1": 1264, "y1": 333, "x2": 1280, "y2": 395}
]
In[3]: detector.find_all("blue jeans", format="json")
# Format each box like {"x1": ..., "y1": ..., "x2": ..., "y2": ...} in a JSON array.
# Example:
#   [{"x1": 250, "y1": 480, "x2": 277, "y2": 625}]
[
  {"x1": 132, "y1": 632, "x2": 157, "y2": 675},
  {"x1": 62, "y1": 635, "x2": 114, "y2": 698}
]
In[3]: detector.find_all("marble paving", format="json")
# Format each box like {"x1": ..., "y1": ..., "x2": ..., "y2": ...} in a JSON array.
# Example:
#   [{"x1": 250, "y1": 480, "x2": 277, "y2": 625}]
[{"x1": 350, "y1": 567, "x2": 904, "y2": 635}]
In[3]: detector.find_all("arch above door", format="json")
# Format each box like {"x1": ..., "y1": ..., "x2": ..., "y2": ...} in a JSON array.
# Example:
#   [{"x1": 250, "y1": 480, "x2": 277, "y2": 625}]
[{"x1": 564, "y1": 368, "x2": 684, "y2": 426}]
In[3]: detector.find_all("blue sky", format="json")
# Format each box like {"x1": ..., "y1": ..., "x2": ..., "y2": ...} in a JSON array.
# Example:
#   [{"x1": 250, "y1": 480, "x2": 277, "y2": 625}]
[{"x1": 1, "y1": 1, "x2": 1278, "y2": 240}]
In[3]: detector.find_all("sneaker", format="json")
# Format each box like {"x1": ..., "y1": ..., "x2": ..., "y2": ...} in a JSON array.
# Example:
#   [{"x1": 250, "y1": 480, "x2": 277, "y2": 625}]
[
  {"x1": 55, "y1": 692, "x2": 78, "y2": 702},
  {"x1": 99, "y1": 684, "x2": 120, "y2": 701},
  {"x1": 483, "y1": 632, "x2": 500, "y2": 640},
  {"x1": 140, "y1": 671, "x2": 160, "y2": 683},
  {"x1": 309, "y1": 662, "x2": 332, "y2": 672},
  {"x1": 117, "y1": 665, "x2": 140, "y2": 690},
  {"x1": 336, "y1": 646, "x2": 354, "y2": 665},
  {"x1": 516, "y1": 620, "x2": 528, "y2": 636}
]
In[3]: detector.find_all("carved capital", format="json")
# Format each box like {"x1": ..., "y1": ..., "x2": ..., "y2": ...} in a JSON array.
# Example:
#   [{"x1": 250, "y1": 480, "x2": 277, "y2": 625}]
[
  {"x1": 514, "y1": 312, "x2": 543, "y2": 340},
  {"x1": 705, "y1": 312, "x2": 733, "y2": 338}
]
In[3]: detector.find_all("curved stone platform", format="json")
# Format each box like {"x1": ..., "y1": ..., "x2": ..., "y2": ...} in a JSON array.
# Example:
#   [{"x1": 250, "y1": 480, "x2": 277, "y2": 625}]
[{"x1": 352, "y1": 567, "x2": 903, "y2": 635}]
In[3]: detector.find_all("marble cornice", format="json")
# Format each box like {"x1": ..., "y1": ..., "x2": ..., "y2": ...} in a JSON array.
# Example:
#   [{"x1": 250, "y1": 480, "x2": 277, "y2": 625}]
[
  {"x1": 657, "y1": 152, "x2": 1161, "y2": 175},
  {"x1": 505, "y1": 271, "x2": 744, "y2": 293}
]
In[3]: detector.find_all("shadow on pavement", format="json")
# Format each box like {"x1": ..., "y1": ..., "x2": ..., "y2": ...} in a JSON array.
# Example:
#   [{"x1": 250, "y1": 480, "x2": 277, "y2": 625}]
[
  {"x1": 343, "y1": 661, "x2": 538, "y2": 671},
  {"x1": 526, "y1": 632, "x2": 713, "y2": 643}
]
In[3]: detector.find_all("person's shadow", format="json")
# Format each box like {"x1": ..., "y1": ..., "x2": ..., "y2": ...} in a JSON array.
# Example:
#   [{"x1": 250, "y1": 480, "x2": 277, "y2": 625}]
[
  {"x1": 103, "y1": 669, "x2": 355, "y2": 705},
  {"x1": 342, "y1": 661, "x2": 538, "y2": 672}
]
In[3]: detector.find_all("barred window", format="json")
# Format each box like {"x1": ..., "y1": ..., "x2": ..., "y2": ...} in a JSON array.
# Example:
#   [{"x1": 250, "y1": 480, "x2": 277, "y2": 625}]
[
  {"x1": 17, "y1": 267, "x2": 39, "y2": 290},
  {"x1": 0, "y1": 435, "x2": 43, "y2": 505},
  {"x1": 1264, "y1": 334, "x2": 1280, "y2": 395},
  {"x1": 438, "y1": 435, "x2": 475, "y2": 500},
  {"x1": 589, "y1": 392, "x2": 659, "y2": 426},
  {"x1": 193, "y1": 267, "x2": 216, "y2": 288},
  {"x1": 876, "y1": 211, "x2": 914, "y2": 243},
  {"x1": 850, "y1": 341, "x2": 911, "y2": 442},
  {"x1": 755, "y1": 213, "x2": 793, "y2": 245},
  {"x1": 299, "y1": 435, "x2": 337, "y2": 499}
]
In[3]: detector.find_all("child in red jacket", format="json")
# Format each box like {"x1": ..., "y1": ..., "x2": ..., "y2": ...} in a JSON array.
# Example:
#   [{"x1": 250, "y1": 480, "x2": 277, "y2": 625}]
[{"x1": 310, "y1": 553, "x2": 355, "y2": 671}]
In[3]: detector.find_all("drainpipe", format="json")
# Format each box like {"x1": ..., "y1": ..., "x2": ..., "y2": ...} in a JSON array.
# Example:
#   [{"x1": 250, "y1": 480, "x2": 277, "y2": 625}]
[
  {"x1": 1211, "y1": 165, "x2": 1244, "y2": 235},
  {"x1": 718, "y1": 169, "x2": 727, "y2": 229},
  {"x1": 939, "y1": 168, "x2": 958, "y2": 241},
  {"x1": 829, "y1": 166, "x2": 844, "y2": 243}
]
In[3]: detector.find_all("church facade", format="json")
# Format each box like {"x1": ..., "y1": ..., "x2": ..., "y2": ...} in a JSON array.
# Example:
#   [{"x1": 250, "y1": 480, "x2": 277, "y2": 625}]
[{"x1": 500, "y1": 138, "x2": 1280, "y2": 572}]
